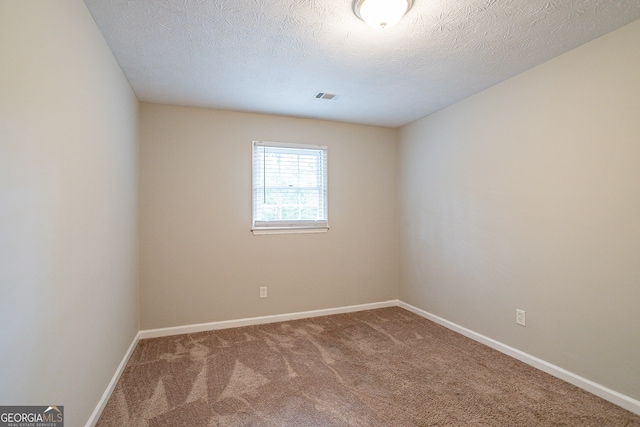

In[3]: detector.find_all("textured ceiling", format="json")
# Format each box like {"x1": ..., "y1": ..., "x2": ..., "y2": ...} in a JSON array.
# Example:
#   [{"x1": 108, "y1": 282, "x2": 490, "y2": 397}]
[{"x1": 84, "y1": 0, "x2": 640, "y2": 128}]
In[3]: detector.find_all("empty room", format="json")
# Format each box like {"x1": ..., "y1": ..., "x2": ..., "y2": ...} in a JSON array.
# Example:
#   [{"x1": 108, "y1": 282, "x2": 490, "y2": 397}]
[{"x1": 1, "y1": 0, "x2": 639, "y2": 426}]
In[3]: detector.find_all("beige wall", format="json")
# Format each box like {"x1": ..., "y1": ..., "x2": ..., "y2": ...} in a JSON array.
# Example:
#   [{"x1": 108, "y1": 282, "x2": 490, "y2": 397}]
[
  {"x1": 139, "y1": 103, "x2": 398, "y2": 329},
  {"x1": 0, "y1": 1, "x2": 139, "y2": 425},
  {"x1": 398, "y1": 20, "x2": 640, "y2": 401}
]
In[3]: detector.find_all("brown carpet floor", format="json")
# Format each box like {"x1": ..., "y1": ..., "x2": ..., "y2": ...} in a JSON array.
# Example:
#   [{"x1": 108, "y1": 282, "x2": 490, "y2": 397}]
[{"x1": 97, "y1": 307, "x2": 640, "y2": 426}]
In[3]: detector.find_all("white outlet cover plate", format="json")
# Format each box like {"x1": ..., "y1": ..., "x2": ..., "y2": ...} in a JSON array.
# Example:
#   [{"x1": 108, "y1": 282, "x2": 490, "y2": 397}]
[{"x1": 516, "y1": 309, "x2": 526, "y2": 326}]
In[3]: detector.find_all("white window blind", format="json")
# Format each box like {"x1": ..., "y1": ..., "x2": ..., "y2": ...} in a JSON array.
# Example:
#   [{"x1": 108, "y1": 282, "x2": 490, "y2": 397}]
[{"x1": 252, "y1": 141, "x2": 328, "y2": 234}]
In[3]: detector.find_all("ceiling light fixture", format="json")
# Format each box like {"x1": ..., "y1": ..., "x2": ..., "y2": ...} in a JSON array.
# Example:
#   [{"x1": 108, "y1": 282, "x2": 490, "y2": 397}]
[{"x1": 352, "y1": 0, "x2": 413, "y2": 30}]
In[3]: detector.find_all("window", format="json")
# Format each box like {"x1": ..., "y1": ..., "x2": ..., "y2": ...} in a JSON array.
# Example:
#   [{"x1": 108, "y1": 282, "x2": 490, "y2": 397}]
[{"x1": 252, "y1": 141, "x2": 328, "y2": 234}]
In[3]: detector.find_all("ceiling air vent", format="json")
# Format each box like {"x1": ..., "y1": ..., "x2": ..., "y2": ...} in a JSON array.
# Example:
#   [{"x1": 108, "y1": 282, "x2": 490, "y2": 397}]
[{"x1": 315, "y1": 92, "x2": 340, "y2": 100}]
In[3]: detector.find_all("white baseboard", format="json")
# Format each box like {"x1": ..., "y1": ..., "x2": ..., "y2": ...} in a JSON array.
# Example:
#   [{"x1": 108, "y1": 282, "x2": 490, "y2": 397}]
[
  {"x1": 398, "y1": 301, "x2": 640, "y2": 416},
  {"x1": 85, "y1": 332, "x2": 141, "y2": 427},
  {"x1": 138, "y1": 300, "x2": 398, "y2": 340}
]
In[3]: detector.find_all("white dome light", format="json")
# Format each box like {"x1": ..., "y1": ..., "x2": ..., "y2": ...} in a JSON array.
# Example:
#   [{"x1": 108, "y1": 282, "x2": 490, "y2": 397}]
[{"x1": 353, "y1": 0, "x2": 414, "y2": 30}]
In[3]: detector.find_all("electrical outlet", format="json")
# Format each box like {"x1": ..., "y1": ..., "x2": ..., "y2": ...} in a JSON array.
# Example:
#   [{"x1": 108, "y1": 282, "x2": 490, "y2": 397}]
[
  {"x1": 516, "y1": 309, "x2": 526, "y2": 326},
  {"x1": 260, "y1": 286, "x2": 267, "y2": 298}
]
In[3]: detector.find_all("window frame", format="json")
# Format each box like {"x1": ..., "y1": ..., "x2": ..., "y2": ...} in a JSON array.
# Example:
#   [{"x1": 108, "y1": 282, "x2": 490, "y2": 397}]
[{"x1": 251, "y1": 140, "x2": 329, "y2": 235}]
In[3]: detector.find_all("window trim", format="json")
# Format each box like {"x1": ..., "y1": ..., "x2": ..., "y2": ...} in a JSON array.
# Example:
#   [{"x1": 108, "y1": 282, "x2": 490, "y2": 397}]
[{"x1": 251, "y1": 141, "x2": 329, "y2": 235}]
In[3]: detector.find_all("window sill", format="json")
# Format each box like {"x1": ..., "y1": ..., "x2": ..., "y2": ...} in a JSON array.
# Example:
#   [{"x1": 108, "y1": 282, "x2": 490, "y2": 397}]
[{"x1": 252, "y1": 227, "x2": 329, "y2": 236}]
